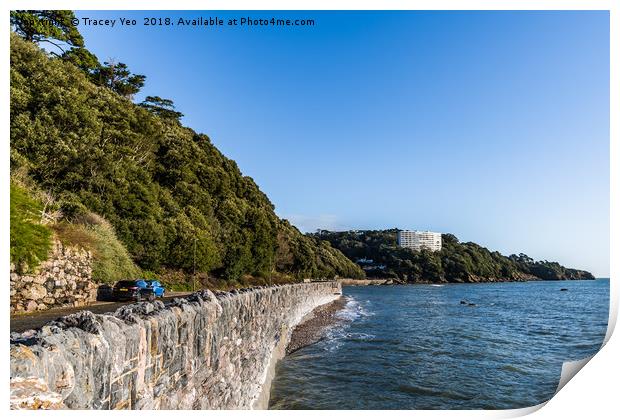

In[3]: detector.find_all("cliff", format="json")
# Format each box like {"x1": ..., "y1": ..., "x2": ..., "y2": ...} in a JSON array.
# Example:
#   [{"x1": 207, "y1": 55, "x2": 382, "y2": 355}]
[{"x1": 10, "y1": 282, "x2": 341, "y2": 409}]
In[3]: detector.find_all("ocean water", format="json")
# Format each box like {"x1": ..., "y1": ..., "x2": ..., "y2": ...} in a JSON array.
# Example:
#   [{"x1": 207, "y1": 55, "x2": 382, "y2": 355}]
[{"x1": 268, "y1": 279, "x2": 610, "y2": 410}]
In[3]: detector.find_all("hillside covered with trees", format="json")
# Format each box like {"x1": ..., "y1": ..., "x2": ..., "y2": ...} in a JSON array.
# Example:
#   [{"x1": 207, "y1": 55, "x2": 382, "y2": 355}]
[
  {"x1": 313, "y1": 229, "x2": 595, "y2": 283},
  {"x1": 9, "y1": 11, "x2": 363, "y2": 289}
]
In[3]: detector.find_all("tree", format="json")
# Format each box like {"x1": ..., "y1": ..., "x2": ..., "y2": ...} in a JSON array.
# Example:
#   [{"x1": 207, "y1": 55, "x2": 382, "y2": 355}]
[
  {"x1": 442, "y1": 233, "x2": 459, "y2": 245},
  {"x1": 11, "y1": 11, "x2": 103, "y2": 84},
  {"x1": 62, "y1": 47, "x2": 101, "y2": 74},
  {"x1": 10, "y1": 10, "x2": 83, "y2": 53},
  {"x1": 93, "y1": 61, "x2": 146, "y2": 98},
  {"x1": 10, "y1": 33, "x2": 365, "y2": 287},
  {"x1": 139, "y1": 96, "x2": 184, "y2": 121}
]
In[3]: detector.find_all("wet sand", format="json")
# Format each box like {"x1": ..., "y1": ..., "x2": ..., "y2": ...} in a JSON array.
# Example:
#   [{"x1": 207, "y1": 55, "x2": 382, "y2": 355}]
[{"x1": 286, "y1": 296, "x2": 347, "y2": 355}]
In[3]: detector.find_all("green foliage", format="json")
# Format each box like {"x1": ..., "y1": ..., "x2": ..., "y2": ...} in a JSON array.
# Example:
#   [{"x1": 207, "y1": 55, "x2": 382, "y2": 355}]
[
  {"x1": 314, "y1": 229, "x2": 595, "y2": 282},
  {"x1": 87, "y1": 219, "x2": 142, "y2": 283},
  {"x1": 11, "y1": 12, "x2": 144, "y2": 98},
  {"x1": 61, "y1": 47, "x2": 101, "y2": 74},
  {"x1": 10, "y1": 10, "x2": 83, "y2": 48},
  {"x1": 506, "y1": 253, "x2": 593, "y2": 280},
  {"x1": 139, "y1": 96, "x2": 184, "y2": 122},
  {"x1": 277, "y1": 221, "x2": 365, "y2": 279},
  {"x1": 92, "y1": 61, "x2": 146, "y2": 98},
  {"x1": 10, "y1": 182, "x2": 52, "y2": 272},
  {"x1": 10, "y1": 34, "x2": 361, "y2": 286},
  {"x1": 53, "y1": 214, "x2": 141, "y2": 284}
]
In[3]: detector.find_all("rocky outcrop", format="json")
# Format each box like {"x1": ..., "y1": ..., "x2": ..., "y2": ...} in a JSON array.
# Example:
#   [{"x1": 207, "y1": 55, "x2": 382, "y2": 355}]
[
  {"x1": 11, "y1": 241, "x2": 96, "y2": 314},
  {"x1": 10, "y1": 282, "x2": 341, "y2": 410}
]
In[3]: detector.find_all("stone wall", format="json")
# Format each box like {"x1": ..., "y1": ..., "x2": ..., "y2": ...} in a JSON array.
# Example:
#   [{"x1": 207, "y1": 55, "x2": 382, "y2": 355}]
[
  {"x1": 10, "y1": 241, "x2": 97, "y2": 314},
  {"x1": 10, "y1": 282, "x2": 341, "y2": 410},
  {"x1": 339, "y1": 278, "x2": 395, "y2": 286}
]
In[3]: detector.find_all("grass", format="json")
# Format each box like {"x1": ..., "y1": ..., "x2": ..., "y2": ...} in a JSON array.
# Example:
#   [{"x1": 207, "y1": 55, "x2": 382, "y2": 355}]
[
  {"x1": 53, "y1": 214, "x2": 140, "y2": 284},
  {"x1": 10, "y1": 182, "x2": 52, "y2": 273}
]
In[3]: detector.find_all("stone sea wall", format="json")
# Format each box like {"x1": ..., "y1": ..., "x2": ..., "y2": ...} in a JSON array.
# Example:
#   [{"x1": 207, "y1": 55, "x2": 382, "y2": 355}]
[
  {"x1": 339, "y1": 278, "x2": 397, "y2": 286},
  {"x1": 10, "y1": 241, "x2": 97, "y2": 314},
  {"x1": 10, "y1": 282, "x2": 341, "y2": 410}
]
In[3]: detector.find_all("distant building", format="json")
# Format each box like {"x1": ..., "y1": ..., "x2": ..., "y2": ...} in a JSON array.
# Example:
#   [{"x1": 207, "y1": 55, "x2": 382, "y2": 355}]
[{"x1": 397, "y1": 230, "x2": 442, "y2": 252}]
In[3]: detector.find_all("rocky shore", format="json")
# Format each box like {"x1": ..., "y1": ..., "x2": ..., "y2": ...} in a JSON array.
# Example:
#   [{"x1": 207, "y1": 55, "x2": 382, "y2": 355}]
[{"x1": 286, "y1": 296, "x2": 348, "y2": 355}]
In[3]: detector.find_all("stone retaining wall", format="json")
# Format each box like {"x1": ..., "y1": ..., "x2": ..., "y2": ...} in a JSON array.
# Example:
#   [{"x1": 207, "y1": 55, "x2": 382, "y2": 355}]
[
  {"x1": 10, "y1": 241, "x2": 96, "y2": 314},
  {"x1": 10, "y1": 282, "x2": 341, "y2": 409}
]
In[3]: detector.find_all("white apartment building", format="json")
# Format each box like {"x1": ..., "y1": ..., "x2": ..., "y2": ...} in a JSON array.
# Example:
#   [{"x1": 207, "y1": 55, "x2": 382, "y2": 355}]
[{"x1": 397, "y1": 230, "x2": 442, "y2": 252}]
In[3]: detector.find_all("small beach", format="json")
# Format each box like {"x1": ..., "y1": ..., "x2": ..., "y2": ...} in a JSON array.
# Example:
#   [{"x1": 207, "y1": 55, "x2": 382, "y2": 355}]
[{"x1": 287, "y1": 296, "x2": 348, "y2": 355}]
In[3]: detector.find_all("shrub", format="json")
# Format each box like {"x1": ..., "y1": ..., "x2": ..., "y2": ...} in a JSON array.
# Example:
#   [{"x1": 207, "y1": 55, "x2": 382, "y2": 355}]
[
  {"x1": 10, "y1": 182, "x2": 52, "y2": 272},
  {"x1": 53, "y1": 213, "x2": 140, "y2": 284}
]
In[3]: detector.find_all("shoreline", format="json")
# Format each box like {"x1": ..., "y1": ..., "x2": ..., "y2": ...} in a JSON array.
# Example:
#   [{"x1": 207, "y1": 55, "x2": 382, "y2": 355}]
[
  {"x1": 252, "y1": 289, "x2": 341, "y2": 409},
  {"x1": 286, "y1": 296, "x2": 348, "y2": 355},
  {"x1": 340, "y1": 277, "x2": 599, "y2": 287}
]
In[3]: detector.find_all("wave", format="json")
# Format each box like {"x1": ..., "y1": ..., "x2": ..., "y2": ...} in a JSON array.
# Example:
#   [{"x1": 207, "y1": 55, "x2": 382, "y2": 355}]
[
  {"x1": 318, "y1": 297, "x2": 375, "y2": 351},
  {"x1": 336, "y1": 296, "x2": 373, "y2": 321},
  {"x1": 321, "y1": 330, "x2": 377, "y2": 352}
]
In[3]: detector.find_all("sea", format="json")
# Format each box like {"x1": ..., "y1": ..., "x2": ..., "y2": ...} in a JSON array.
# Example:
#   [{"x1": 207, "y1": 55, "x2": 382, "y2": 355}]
[{"x1": 268, "y1": 279, "x2": 610, "y2": 409}]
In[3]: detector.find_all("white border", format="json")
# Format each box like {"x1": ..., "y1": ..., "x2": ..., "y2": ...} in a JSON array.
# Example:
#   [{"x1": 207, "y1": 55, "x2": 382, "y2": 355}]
[{"x1": 2, "y1": 1, "x2": 617, "y2": 419}]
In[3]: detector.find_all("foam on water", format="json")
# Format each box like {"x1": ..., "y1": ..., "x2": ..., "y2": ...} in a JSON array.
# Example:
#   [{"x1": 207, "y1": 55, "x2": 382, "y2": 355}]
[
  {"x1": 336, "y1": 296, "x2": 373, "y2": 321},
  {"x1": 320, "y1": 297, "x2": 375, "y2": 351},
  {"x1": 269, "y1": 280, "x2": 610, "y2": 409}
]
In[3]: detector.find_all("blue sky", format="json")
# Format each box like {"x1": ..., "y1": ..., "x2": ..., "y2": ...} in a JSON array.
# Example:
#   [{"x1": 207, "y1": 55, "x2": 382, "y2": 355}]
[{"x1": 74, "y1": 11, "x2": 609, "y2": 276}]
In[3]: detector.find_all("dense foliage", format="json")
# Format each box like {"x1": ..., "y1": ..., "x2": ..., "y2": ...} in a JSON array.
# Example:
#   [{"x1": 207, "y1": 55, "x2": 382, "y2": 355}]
[
  {"x1": 10, "y1": 182, "x2": 52, "y2": 272},
  {"x1": 53, "y1": 213, "x2": 141, "y2": 284},
  {"x1": 313, "y1": 229, "x2": 594, "y2": 282},
  {"x1": 10, "y1": 10, "x2": 84, "y2": 48},
  {"x1": 10, "y1": 33, "x2": 363, "y2": 285},
  {"x1": 276, "y1": 220, "x2": 365, "y2": 279},
  {"x1": 11, "y1": 10, "x2": 146, "y2": 98}
]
